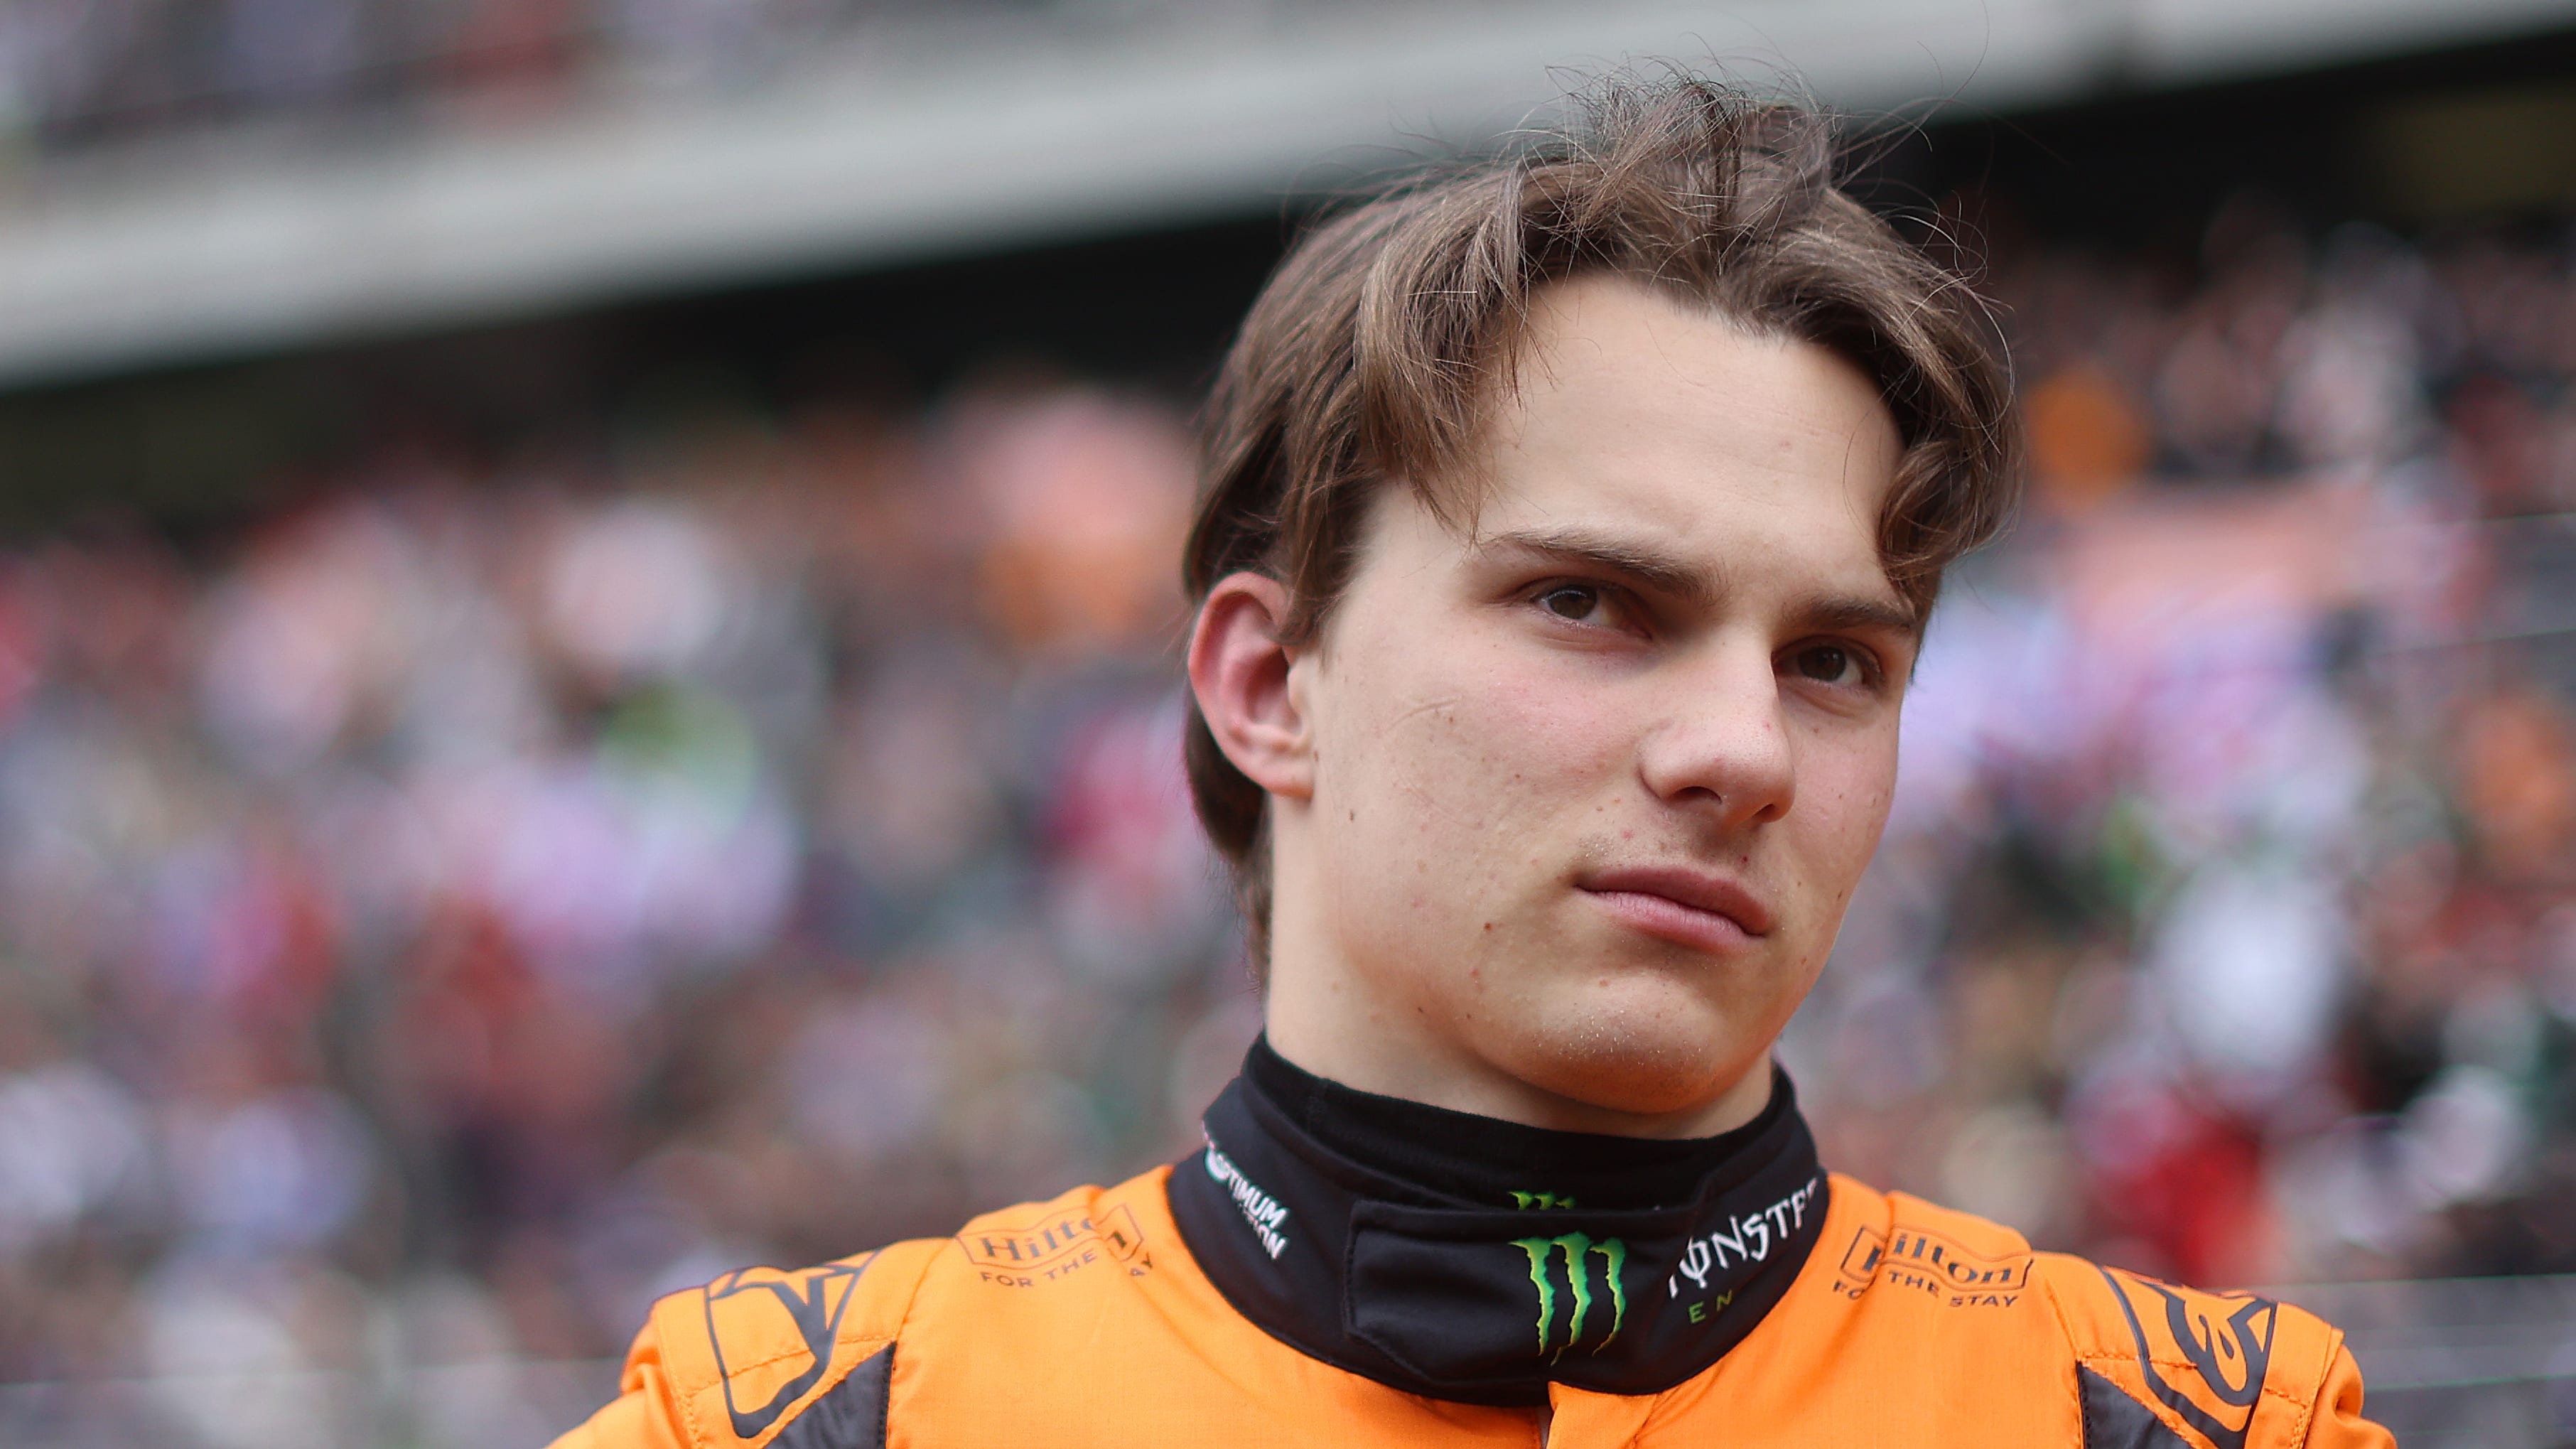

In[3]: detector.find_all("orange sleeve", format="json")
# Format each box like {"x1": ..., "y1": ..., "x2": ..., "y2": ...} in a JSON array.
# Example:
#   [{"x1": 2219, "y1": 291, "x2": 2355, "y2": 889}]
[
  {"x1": 546, "y1": 1240, "x2": 939, "y2": 1449},
  {"x1": 545, "y1": 1318, "x2": 694, "y2": 1449},
  {"x1": 2300, "y1": 1341, "x2": 2395, "y2": 1449}
]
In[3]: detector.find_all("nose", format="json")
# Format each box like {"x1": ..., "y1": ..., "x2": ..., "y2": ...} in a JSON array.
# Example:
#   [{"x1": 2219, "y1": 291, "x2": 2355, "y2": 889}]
[{"x1": 1634, "y1": 639, "x2": 1796, "y2": 829}]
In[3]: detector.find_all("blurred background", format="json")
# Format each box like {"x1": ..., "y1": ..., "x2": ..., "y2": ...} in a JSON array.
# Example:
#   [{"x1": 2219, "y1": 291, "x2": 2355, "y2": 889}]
[{"x1": 1, "y1": 0, "x2": 2575, "y2": 1444}]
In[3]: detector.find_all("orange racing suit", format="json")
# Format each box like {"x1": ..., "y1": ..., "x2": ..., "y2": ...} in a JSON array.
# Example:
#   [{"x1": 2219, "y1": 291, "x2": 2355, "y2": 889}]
[{"x1": 553, "y1": 1047, "x2": 2391, "y2": 1448}]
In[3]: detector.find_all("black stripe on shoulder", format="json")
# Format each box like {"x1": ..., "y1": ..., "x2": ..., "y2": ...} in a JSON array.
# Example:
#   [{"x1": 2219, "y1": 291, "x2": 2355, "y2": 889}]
[
  {"x1": 774, "y1": 1342, "x2": 892, "y2": 1449},
  {"x1": 2093, "y1": 1264, "x2": 2276, "y2": 1449},
  {"x1": 2079, "y1": 1364, "x2": 2189, "y2": 1449}
]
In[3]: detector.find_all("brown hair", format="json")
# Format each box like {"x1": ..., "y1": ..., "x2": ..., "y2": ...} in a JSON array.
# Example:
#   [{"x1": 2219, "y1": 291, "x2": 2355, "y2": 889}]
[{"x1": 1182, "y1": 74, "x2": 2020, "y2": 962}]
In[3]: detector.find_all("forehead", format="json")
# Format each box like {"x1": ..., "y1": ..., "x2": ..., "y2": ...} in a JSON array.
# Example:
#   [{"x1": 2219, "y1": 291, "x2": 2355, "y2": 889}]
[{"x1": 1450, "y1": 276, "x2": 1906, "y2": 592}]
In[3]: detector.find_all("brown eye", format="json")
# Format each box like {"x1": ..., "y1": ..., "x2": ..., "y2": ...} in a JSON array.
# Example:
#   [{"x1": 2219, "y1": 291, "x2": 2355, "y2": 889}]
[
  {"x1": 1538, "y1": 586, "x2": 1600, "y2": 621},
  {"x1": 1794, "y1": 645, "x2": 1855, "y2": 684}
]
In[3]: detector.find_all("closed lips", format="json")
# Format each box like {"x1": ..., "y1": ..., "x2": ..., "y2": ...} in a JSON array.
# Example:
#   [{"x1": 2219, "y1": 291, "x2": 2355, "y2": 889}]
[{"x1": 1576, "y1": 866, "x2": 1776, "y2": 937}]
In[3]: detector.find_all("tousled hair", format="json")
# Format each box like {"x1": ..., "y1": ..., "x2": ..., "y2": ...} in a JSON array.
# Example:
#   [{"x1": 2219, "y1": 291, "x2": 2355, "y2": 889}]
[{"x1": 1182, "y1": 74, "x2": 2022, "y2": 966}]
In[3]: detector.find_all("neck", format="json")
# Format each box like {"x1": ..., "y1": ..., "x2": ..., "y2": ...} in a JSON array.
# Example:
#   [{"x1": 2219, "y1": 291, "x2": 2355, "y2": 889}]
[{"x1": 1263, "y1": 1010, "x2": 1777, "y2": 1138}]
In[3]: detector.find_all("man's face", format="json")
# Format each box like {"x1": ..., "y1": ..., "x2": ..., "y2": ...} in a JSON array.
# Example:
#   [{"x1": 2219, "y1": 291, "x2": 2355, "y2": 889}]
[{"x1": 1264, "y1": 276, "x2": 1912, "y2": 1131}]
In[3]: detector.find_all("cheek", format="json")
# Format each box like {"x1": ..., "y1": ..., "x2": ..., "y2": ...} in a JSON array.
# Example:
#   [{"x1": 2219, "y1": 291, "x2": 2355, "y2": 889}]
[
  {"x1": 1347, "y1": 641, "x2": 1622, "y2": 819},
  {"x1": 1793, "y1": 728, "x2": 1901, "y2": 890},
  {"x1": 1318, "y1": 639, "x2": 1623, "y2": 897}
]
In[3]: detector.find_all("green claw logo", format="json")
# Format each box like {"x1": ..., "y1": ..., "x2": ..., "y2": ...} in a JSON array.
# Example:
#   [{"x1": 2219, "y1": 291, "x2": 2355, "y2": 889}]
[{"x1": 1511, "y1": 1233, "x2": 1628, "y2": 1360}]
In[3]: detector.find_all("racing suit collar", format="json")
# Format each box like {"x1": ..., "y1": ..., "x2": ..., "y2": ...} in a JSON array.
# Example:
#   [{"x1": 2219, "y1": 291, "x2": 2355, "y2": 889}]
[
  {"x1": 1165, "y1": 1038, "x2": 1828, "y2": 1407},
  {"x1": 1236, "y1": 1035, "x2": 1781, "y2": 1211}
]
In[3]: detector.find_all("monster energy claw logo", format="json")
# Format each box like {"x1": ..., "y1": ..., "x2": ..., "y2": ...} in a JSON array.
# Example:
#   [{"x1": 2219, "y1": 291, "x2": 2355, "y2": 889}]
[{"x1": 1511, "y1": 1233, "x2": 1628, "y2": 1360}]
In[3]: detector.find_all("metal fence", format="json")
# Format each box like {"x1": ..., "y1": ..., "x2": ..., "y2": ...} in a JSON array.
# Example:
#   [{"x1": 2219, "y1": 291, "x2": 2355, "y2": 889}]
[
  {"x1": 2278, "y1": 1276, "x2": 2576, "y2": 1448},
  {"x1": 0, "y1": 1357, "x2": 620, "y2": 1449}
]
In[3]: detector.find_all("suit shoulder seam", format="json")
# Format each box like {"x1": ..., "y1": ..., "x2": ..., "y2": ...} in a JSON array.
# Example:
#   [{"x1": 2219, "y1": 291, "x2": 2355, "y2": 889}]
[{"x1": 883, "y1": 1234, "x2": 944, "y2": 1336}]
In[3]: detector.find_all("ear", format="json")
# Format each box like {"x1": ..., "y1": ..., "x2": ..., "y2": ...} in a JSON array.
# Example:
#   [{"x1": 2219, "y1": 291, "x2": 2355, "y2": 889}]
[{"x1": 1187, "y1": 573, "x2": 1315, "y2": 801}]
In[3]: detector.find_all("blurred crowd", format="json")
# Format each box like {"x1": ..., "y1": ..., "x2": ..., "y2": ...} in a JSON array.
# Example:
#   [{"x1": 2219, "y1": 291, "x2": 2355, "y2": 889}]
[
  {"x1": 0, "y1": 0, "x2": 1340, "y2": 160},
  {"x1": 0, "y1": 375, "x2": 1242, "y2": 1444},
  {"x1": 0, "y1": 199, "x2": 2572, "y2": 1443},
  {"x1": 1801, "y1": 200, "x2": 2576, "y2": 1291}
]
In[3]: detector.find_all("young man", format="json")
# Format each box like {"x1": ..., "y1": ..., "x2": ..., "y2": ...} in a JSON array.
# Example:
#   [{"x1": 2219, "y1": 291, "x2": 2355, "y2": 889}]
[{"x1": 556, "y1": 79, "x2": 2390, "y2": 1447}]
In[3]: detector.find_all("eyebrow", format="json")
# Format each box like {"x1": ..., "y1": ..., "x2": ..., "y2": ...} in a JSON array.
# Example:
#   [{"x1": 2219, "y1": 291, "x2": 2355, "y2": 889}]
[
  {"x1": 1477, "y1": 527, "x2": 1720, "y2": 608},
  {"x1": 1791, "y1": 594, "x2": 1921, "y2": 638},
  {"x1": 1476, "y1": 525, "x2": 1920, "y2": 636}
]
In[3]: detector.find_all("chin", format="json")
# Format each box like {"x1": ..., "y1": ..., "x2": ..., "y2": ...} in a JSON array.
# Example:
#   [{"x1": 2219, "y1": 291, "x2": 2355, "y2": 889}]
[{"x1": 1482, "y1": 984, "x2": 1759, "y2": 1121}]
